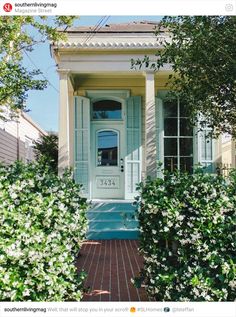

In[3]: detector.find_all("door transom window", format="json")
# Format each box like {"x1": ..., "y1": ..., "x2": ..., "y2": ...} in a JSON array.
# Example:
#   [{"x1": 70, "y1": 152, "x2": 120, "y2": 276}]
[{"x1": 92, "y1": 100, "x2": 122, "y2": 120}]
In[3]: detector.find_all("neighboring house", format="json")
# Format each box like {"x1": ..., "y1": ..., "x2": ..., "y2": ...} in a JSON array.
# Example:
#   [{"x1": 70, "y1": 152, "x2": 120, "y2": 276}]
[
  {"x1": 52, "y1": 21, "x2": 235, "y2": 200},
  {"x1": 0, "y1": 110, "x2": 47, "y2": 164}
]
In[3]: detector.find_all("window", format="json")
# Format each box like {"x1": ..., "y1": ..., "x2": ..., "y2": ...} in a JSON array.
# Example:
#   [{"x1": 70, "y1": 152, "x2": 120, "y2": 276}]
[
  {"x1": 163, "y1": 99, "x2": 193, "y2": 173},
  {"x1": 92, "y1": 100, "x2": 122, "y2": 120},
  {"x1": 97, "y1": 130, "x2": 118, "y2": 166}
]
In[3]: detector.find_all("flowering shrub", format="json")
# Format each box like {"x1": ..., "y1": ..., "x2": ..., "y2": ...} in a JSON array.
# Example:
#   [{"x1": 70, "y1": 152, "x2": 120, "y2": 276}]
[
  {"x1": 135, "y1": 170, "x2": 236, "y2": 301},
  {"x1": 0, "y1": 161, "x2": 88, "y2": 301}
]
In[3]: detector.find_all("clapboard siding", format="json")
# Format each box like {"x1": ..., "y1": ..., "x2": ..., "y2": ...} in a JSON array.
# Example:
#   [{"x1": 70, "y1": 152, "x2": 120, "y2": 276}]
[
  {"x1": 0, "y1": 129, "x2": 17, "y2": 147},
  {"x1": 0, "y1": 112, "x2": 46, "y2": 165},
  {"x1": 0, "y1": 129, "x2": 25, "y2": 164}
]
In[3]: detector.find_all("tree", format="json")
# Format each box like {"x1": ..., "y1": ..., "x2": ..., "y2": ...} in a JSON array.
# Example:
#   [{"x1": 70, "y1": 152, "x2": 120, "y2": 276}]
[
  {"x1": 132, "y1": 16, "x2": 236, "y2": 137},
  {"x1": 33, "y1": 134, "x2": 58, "y2": 172},
  {"x1": 0, "y1": 16, "x2": 77, "y2": 114}
]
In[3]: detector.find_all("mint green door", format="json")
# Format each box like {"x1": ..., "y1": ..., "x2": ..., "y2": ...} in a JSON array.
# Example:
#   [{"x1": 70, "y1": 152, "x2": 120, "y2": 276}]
[
  {"x1": 74, "y1": 95, "x2": 142, "y2": 199},
  {"x1": 91, "y1": 122, "x2": 125, "y2": 199}
]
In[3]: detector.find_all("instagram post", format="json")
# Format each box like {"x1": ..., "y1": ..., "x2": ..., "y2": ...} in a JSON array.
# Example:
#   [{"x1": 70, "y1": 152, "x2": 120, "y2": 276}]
[{"x1": 0, "y1": 1, "x2": 235, "y2": 317}]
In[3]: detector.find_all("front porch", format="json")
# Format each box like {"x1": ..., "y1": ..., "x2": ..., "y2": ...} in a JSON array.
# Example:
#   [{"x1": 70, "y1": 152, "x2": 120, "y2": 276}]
[
  {"x1": 57, "y1": 71, "x2": 167, "y2": 200},
  {"x1": 52, "y1": 22, "x2": 172, "y2": 200},
  {"x1": 53, "y1": 21, "x2": 233, "y2": 201}
]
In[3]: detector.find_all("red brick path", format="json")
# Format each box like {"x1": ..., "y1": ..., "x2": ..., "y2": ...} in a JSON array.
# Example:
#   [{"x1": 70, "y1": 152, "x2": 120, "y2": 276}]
[{"x1": 76, "y1": 240, "x2": 149, "y2": 301}]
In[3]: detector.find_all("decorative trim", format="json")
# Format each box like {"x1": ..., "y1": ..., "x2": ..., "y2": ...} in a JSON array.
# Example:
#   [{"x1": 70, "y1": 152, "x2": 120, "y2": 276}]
[
  {"x1": 56, "y1": 42, "x2": 162, "y2": 49},
  {"x1": 86, "y1": 90, "x2": 130, "y2": 101}
]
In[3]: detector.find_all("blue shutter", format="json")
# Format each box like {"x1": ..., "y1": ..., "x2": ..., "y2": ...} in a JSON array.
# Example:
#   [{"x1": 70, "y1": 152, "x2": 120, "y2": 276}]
[
  {"x1": 126, "y1": 96, "x2": 142, "y2": 198},
  {"x1": 74, "y1": 96, "x2": 90, "y2": 196},
  {"x1": 198, "y1": 122, "x2": 214, "y2": 173}
]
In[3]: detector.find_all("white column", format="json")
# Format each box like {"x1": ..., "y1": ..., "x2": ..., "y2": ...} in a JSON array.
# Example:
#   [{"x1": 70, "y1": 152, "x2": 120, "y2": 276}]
[
  {"x1": 145, "y1": 71, "x2": 156, "y2": 178},
  {"x1": 57, "y1": 69, "x2": 70, "y2": 175}
]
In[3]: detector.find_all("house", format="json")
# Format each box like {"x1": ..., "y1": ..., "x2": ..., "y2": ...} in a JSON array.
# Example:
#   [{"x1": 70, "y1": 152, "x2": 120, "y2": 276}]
[
  {"x1": 52, "y1": 20, "x2": 235, "y2": 202},
  {"x1": 52, "y1": 20, "x2": 235, "y2": 239},
  {"x1": 0, "y1": 109, "x2": 47, "y2": 164}
]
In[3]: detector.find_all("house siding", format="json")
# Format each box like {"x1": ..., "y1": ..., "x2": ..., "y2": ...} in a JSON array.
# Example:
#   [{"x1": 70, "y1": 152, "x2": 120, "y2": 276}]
[{"x1": 0, "y1": 113, "x2": 46, "y2": 165}]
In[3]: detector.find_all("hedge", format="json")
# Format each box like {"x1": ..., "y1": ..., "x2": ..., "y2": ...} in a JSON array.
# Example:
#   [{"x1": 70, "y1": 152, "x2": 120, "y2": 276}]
[
  {"x1": 0, "y1": 161, "x2": 88, "y2": 301},
  {"x1": 134, "y1": 170, "x2": 236, "y2": 301}
]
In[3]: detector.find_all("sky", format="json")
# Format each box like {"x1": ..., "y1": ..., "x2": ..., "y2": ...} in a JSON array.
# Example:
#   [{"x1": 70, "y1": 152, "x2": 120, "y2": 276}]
[{"x1": 24, "y1": 16, "x2": 162, "y2": 132}]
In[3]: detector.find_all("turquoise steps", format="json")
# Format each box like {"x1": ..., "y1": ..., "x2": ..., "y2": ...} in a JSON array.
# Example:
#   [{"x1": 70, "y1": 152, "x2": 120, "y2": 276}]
[
  {"x1": 86, "y1": 201, "x2": 139, "y2": 240},
  {"x1": 88, "y1": 202, "x2": 136, "y2": 212},
  {"x1": 87, "y1": 229, "x2": 139, "y2": 240},
  {"x1": 87, "y1": 210, "x2": 136, "y2": 221},
  {"x1": 89, "y1": 219, "x2": 138, "y2": 230}
]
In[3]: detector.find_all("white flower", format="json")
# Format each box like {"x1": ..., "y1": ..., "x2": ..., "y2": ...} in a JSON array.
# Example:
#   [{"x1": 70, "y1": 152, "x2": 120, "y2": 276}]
[
  {"x1": 25, "y1": 222, "x2": 31, "y2": 229},
  {"x1": 164, "y1": 227, "x2": 169, "y2": 232},
  {"x1": 152, "y1": 229, "x2": 157, "y2": 234},
  {"x1": 229, "y1": 280, "x2": 236, "y2": 289},
  {"x1": 222, "y1": 262, "x2": 230, "y2": 274},
  {"x1": 10, "y1": 192, "x2": 17, "y2": 199},
  {"x1": 28, "y1": 180, "x2": 34, "y2": 187},
  {"x1": 23, "y1": 289, "x2": 30, "y2": 297},
  {"x1": 177, "y1": 215, "x2": 185, "y2": 221}
]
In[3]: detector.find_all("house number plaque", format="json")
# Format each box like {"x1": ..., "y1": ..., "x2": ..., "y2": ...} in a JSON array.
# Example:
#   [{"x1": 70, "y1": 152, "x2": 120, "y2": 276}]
[{"x1": 96, "y1": 176, "x2": 119, "y2": 189}]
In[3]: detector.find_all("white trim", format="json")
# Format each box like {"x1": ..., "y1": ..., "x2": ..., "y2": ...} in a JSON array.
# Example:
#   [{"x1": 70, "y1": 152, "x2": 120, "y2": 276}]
[
  {"x1": 145, "y1": 71, "x2": 156, "y2": 178},
  {"x1": 58, "y1": 70, "x2": 70, "y2": 173},
  {"x1": 156, "y1": 97, "x2": 164, "y2": 177},
  {"x1": 157, "y1": 92, "x2": 196, "y2": 173},
  {"x1": 21, "y1": 112, "x2": 47, "y2": 136},
  {"x1": 59, "y1": 59, "x2": 172, "y2": 73},
  {"x1": 56, "y1": 42, "x2": 163, "y2": 49},
  {"x1": 66, "y1": 78, "x2": 70, "y2": 166},
  {"x1": 86, "y1": 90, "x2": 130, "y2": 100}
]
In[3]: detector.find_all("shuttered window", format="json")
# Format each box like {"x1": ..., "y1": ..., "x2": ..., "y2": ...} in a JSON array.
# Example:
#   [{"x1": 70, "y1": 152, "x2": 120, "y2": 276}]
[
  {"x1": 126, "y1": 96, "x2": 142, "y2": 197},
  {"x1": 74, "y1": 96, "x2": 90, "y2": 196}
]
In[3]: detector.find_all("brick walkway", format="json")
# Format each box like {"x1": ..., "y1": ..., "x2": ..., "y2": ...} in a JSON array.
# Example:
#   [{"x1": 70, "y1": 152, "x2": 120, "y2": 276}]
[{"x1": 76, "y1": 240, "x2": 149, "y2": 301}]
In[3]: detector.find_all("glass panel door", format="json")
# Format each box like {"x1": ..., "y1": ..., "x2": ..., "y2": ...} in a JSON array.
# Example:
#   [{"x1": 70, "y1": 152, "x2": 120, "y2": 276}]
[{"x1": 91, "y1": 124, "x2": 124, "y2": 199}]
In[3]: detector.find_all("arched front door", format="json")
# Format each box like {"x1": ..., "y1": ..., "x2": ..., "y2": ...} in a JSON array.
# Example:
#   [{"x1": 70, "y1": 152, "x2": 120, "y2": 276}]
[{"x1": 90, "y1": 98, "x2": 125, "y2": 199}]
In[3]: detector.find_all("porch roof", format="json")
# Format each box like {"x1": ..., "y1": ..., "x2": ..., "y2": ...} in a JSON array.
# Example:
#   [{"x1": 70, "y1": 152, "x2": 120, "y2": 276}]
[
  {"x1": 53, "y1": 21, "x2": 170, "y2": 51},
  {"x1": 62, "y1": 20, "x2": 164, "y2": 33}
]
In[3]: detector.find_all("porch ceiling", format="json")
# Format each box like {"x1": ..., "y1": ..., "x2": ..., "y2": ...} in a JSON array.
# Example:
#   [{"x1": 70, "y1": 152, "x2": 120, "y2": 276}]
[{"x1": 70, "y1": 72, "x2": 172, "y2": 90}]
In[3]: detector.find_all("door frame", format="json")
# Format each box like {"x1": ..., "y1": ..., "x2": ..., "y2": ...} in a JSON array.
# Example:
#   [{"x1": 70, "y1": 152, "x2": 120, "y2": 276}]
[{"x1": 86, "y1": 90, "x2": 130, "y2": 200}]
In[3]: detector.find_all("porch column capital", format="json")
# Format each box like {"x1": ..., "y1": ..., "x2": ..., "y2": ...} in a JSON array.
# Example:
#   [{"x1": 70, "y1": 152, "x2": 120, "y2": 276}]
[
  {"x1": 57, "y1": 68, "x2": 71, "y2": 78},
  {"x1": 145, "y1": 70, "x2": 157, "y2": 178},
  {"x1": 144, "y1": 69, "x2": 155, "y2": 75}
]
